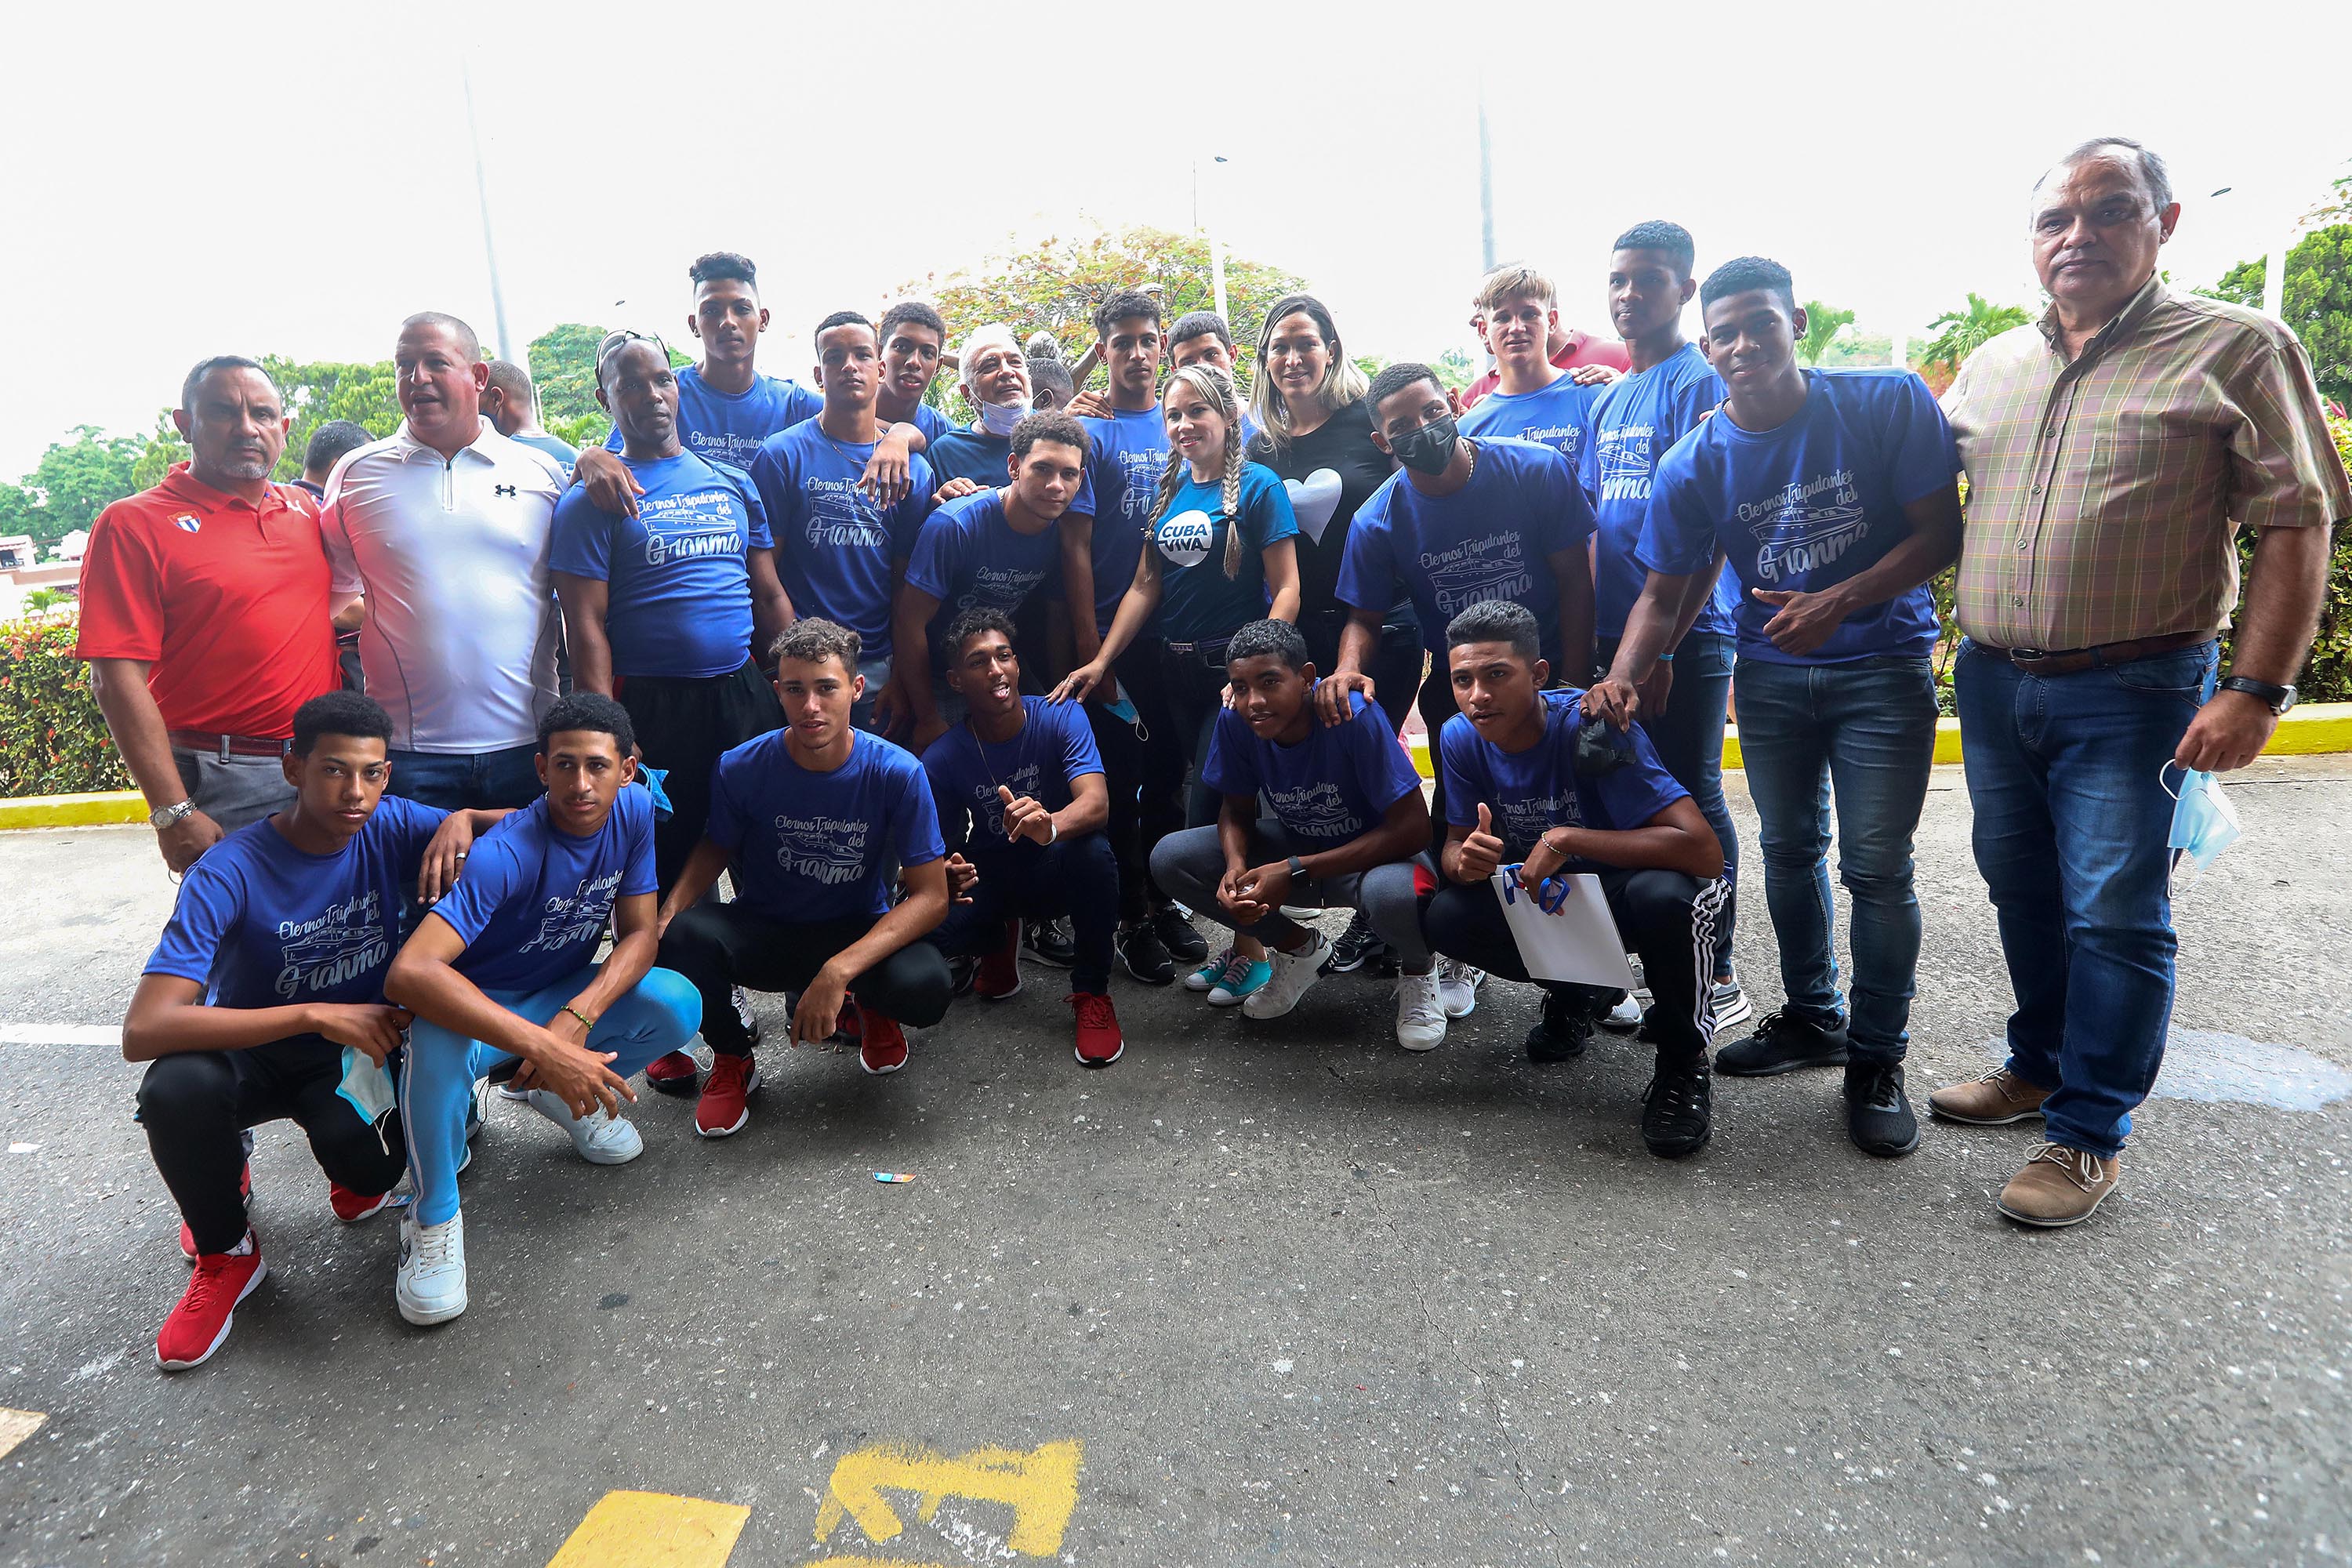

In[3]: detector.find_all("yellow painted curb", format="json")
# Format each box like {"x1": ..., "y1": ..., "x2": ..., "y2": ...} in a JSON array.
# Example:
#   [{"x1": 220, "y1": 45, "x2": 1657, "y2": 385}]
[
  {"x1": 0, "y1": 790, "x2": 144, "y2": 829},
  {"x1": 545, "y1": 1490, "x2": 750, "y2": 1567}
]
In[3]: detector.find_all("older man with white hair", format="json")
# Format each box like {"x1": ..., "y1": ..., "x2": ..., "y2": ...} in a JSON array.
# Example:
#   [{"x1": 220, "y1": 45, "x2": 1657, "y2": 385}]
[{"x1": 1933, "y1": 136, "x2": 2350, "y2": 1228}]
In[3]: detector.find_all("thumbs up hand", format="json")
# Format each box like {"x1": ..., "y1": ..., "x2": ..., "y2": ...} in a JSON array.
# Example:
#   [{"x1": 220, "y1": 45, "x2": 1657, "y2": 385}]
[{"x1": 1454, "y1": 800, "x2": 1506, "y2": 885}]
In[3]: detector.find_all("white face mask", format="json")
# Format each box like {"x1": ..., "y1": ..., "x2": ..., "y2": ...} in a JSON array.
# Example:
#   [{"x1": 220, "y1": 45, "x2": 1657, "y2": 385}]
[{"x1": 978, "y1": 397, "x2": 1027, "y2": 437}]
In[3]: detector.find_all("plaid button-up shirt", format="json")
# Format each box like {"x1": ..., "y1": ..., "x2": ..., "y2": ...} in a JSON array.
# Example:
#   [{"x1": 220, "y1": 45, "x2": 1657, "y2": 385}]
[{"x1": 1941, "y1": 274, "x2": 2349, "y2": 651}]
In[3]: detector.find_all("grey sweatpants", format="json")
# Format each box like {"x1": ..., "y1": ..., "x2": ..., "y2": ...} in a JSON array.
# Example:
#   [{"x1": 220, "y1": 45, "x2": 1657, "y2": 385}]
[
  {"x1": 1150, "y1": 822, "x2": 1433, "y2": 972},
  {"x1": 172, "y1": 747, "x2": 296, "y2": 834}
]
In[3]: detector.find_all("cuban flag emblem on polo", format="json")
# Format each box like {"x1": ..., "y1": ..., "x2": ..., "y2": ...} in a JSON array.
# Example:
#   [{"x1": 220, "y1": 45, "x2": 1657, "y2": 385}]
[{"x1": 172, "y1": 514, "x2": 201, "y2": 534}]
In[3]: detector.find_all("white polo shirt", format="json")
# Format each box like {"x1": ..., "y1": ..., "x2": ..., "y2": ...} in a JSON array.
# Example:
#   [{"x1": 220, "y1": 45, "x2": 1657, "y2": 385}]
[{"x1": 321, "y1": 422, "x2": 565, "y2": 753}]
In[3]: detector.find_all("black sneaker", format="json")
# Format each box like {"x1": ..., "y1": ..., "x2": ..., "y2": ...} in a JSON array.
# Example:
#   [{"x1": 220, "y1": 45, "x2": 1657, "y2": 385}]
[
  {"x1": 1023, "y1": 916, "x2": 1076, "y2": 968},
  {"x1": 1713, "y1": 1008, "x2": 1849, "y2": 1076},
  {"x1": 1150, "y1": 906, "x2": 1209, "y2": 964},
  {"x1": 1116, "y1": 922, "x2": 1175, "y2": 985},
  {"x1": 1526, "y1": 989, "x2": 1592, "y2": 1063},
  {"x1": 1329, "y1": 909, "x2": 1387, "y2": 974},
  {"x1": 1844, "y1": 1060, "x2": 1921, "y2": 1157},
  {"x1": 948, "y1": 954, "x2": 978, "y2": 997},
  {"x1": 1642, "y1": 1056, "x2": 1714, "y2": 1158}
]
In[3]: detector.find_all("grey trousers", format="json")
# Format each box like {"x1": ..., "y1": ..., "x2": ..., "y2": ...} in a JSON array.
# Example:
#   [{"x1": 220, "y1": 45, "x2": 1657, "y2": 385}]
[
  {"x1": 172, "y1": 748, "x2": 296, "y2": 833},
  {"x1": 1150, "y1": 822, "x2": 1433, "y2": 971}
]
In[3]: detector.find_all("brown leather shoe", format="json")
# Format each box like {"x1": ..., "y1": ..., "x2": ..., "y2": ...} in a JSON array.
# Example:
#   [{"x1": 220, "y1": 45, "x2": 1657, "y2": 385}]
[
  {"x1": 1928, "y1": 1065, "x2": 2049, "y2": 1125},
  {"x1": 1996, "y1": 1143, "x2": 2121, "y2": 1227}
]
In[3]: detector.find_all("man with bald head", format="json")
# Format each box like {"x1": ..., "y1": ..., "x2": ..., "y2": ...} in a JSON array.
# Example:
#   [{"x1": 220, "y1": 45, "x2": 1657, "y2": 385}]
[
  {"x1": 1934, "y1": 137, "x2": 2351, "y2": 1227},
  {"x1": 320, "y1": 313, "x2": 568, "y2": 810},
  {"x1": 78, "y1": 357, "x2": 342, "y2": 870}
]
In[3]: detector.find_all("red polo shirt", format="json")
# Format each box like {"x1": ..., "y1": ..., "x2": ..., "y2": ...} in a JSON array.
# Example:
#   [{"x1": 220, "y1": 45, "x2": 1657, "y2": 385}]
[
  {"x1": 1461, "y1": 330, "x2": 1634, "y2": 408},
  {"x1": 75, "y1": 463, "x2": 339, "y2": 739}
]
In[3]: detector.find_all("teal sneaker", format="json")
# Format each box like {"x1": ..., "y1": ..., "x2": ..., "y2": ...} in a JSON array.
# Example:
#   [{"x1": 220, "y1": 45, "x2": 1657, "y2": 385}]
[
  {"x1": 1205, "y1": 951, "x2": 1273, "y2": 1007},
  {"x1": 1185, "y1": 947, "x2": 1234, "y2": 993}
]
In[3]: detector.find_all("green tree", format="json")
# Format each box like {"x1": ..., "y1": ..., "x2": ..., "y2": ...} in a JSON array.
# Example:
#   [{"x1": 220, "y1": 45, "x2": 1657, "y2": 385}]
[
  {"x1": 528, "y1": 322, "x2": 611, "y2": 431},
  {"x1": 2199, "y1": 223, "x2": 2352, "y2": 405},
  {"x1": 1797, "y1": 299, "x2": 1856, "y2": 366},
  {"x1": 2, "y1": 427, "x2": 149, "y2": 544},
  {"x1": 1918, "y1": 293, "x2": 2033, "y2": 377}
]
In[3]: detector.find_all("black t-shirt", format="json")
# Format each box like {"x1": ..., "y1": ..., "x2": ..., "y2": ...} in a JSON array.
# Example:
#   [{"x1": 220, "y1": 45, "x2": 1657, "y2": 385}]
[{"x1": 1248, "y1": 399, "x2": 1414, "y2": 624}]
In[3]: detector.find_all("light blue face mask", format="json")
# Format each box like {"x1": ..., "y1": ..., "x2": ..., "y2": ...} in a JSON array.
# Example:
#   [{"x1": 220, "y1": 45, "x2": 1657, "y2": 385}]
[{"x1": 2161, "y1": 761, "x2": 2242, "y2": 877}]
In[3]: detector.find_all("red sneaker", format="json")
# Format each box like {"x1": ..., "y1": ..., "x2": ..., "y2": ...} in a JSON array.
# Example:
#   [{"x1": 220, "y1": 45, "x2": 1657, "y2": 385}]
[
  {"x1": 1069, "y1": 992, "x2": 1124, "y2": 1066},
  {"x1": 155, "y1": 1233, "x2": 266, "y2": 1371},
  {"x1": 644, "y1": 1049, "x2": 700, "y2": 1095},
  {"x1": 695, "y1": 1052, "x2": 761, "y2": 1138},
  {"x1": 180, "y1": 1160, "x2": 253, "y2": 1264},
  {"x1": 329, "y1": 1182, "x2": 394, "y2": 1223},
  {"x1": 978, "y1": 919, "x2": 1023, "y2": 1001},
  {"x1": 856, "y1": 1008, "x2": 909, "y2": 1076}
]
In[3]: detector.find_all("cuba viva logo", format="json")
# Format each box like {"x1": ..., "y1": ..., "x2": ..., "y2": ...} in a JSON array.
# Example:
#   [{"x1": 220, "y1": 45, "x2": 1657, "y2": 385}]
[{"x1": 1156, "y1": 509, "x2": 1216, "y2": 568}]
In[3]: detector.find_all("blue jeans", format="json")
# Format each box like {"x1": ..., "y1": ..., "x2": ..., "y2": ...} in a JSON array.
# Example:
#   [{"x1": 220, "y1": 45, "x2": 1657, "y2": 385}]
[
  {"x1": 1954, "y1": 638, "x2": 2218, "y2": 1156},
  {"x1": 386, "y1": 743, "x2": 543, "y2": 811},
  {"x1": 399, "y1": 965, "x2": 702, "y2": 1226},
  {"x1": 1733, "y1": 655, "x2": 1939, "y2": 1064},
  {"x1": 1602, "y1": 630, "x2": 1739, "y2": 981}
]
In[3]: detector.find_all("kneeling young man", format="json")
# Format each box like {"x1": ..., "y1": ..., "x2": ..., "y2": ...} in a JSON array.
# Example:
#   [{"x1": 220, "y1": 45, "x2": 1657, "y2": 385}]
[
  {"x1": 127, "y1": 692, "x2": 488, "y2": 1369},
  {"x1": 385, "y1": 693, "x2": 702, "y2": 1326},
  {"x1": 920, "y1": 609, "x2": 1123, "y2": 1065},
  {"x1": 656, "y1": 619, "x2": 954, "y2": 1137},
  {"x1": 1423, "y1": 602, "x2": 1726, "y2": 1158},
  {"x1": 1149, "y1": 619, "x2": 1443, "y2": 1050}
]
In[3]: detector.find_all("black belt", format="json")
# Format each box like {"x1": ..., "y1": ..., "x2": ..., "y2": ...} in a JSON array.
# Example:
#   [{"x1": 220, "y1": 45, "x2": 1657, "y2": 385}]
[
  {"x1": 1975, "y1": 630, "x2": 2210, "y2": 677},
  {"x1": 1163, "y1": 636, "x2": 1232, "y2": 662},
  {"x1": 169, "y1": 729, "x2": 292, "y2": 760}
]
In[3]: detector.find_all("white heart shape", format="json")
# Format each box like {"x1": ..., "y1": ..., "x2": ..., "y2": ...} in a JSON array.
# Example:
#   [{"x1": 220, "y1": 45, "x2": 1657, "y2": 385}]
[{"x1": 1283, "y1": 468, "x2": 1343, "y2": 543}]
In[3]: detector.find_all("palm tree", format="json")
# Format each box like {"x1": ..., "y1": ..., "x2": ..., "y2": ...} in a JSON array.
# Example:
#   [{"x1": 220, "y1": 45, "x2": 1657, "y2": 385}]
[
  {"x1": 1919, "y1": 293, "x2": 2032, "y2": 376},
  {"x1": 1798, "y1": 299, "x2": 1856, "y2": 366}
]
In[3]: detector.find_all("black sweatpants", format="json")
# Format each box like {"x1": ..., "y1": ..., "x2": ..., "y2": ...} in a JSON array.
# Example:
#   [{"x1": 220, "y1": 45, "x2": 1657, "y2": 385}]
[
  {"x1": 1090, "y1": 643, "x2": 1189, "y2": 923},
  {"x1": 1423, "y1": 868, "x2": 1726, "y2": 1065},
  {"x1": 928, "y1": 833, "x2": 1120, "y2": 993},
  {"x1": 137, "y1": 1036, "x2": 405, "y2": 1257},
  {"x1": 617, "y1": 660, "x2": 785, "y2": 893},
  {"x1": 658, "y1": 905, "x2": 954, "y2": 1056}
]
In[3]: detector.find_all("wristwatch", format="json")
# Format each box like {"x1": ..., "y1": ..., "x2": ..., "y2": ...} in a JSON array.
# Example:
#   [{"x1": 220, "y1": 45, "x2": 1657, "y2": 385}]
[
  {"x1": 2220, "y1": 674, "x2": 2296, "y2": 715},
  {"x1": 150, "y1": 799, "x2": 198, "y2": 831},
  {"x1": 1286, "y1": 855, "x2": 1308, "y2": 886}
]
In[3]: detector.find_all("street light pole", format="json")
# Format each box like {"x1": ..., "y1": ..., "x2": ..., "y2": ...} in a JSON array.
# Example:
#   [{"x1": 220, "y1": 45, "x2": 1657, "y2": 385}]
[
  {"x1": 462, "y1": 60, "x2": 514, "y2": 363},
  {"x1": 1207, "y1": 155, "x2": 1230, "y2": 325},
  {"x1": 1475, "y1": 69, "x2": 1497, "y2": 272}
]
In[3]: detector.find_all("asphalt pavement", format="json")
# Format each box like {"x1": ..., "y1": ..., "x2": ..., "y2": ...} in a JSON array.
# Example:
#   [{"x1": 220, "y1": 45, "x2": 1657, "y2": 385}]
[{"x1": 0, "y1": 758, "x2": 2347, "y2": 1568}]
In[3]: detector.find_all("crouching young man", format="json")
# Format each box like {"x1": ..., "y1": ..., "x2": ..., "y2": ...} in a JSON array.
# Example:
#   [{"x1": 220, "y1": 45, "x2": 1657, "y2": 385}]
[
  {"x1": 126, "y1": 692, "x2": 491, "y2": 1369},
  {"x1": 1422, "y1": 602, "x2": 1727, "y2": 1158},
  {"x1": 656, "y1": 619, "x2": 955, "y2": 1138},
  {"x1": 1149, "y1": 619, "x2": 1443, "y2": 1049},
  {"x1": 384, "y1": 692, "x2": 702, "y2": 1326},
  {"x1": 920, "y1": 609, "x2": 1125, "y2": 1065}
]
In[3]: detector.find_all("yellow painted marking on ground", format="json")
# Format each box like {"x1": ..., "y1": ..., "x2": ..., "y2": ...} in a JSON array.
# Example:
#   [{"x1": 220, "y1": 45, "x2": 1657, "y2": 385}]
[
  {"x1": 804, "y1": 1558, "x2": 953, "y2": 1568},
  {"x1": 815, "y1": 1439, "x2": 1081, "y2": 1557},
  {"x1": 544, "y1": 1490, "x2": 749, "y2": 1568},
  {"x1": 0, "y1": 790, "x2": 145, "y2": 829},
  {"x1": 0, "y1": 1408, "x2": 45, "y2": 1461}
]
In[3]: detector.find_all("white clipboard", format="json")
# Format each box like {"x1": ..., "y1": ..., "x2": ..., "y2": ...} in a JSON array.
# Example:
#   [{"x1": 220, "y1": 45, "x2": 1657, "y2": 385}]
[{"x1": 1491, "y1": 870, "x2": 1637, "y2": 989}]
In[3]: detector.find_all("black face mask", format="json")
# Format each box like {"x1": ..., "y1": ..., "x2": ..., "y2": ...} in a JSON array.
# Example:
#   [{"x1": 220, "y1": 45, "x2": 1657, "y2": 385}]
[
  {"x1": 1388, "y1": 416, "x2": 1459, "y2": 477},
  {"x1": 1575, "y1": 714, "x2": 1632, "y2": 776}
]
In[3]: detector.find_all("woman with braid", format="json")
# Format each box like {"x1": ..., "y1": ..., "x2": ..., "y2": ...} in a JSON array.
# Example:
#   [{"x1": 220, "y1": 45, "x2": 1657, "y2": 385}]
[{"x1": 1052, "y1": 364, "x2": 1300, "y2": 1006}]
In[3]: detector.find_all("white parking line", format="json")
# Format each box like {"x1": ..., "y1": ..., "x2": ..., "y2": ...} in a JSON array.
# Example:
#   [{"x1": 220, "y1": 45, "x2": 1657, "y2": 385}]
[{"x1": 0, "y1": 1025, "x2": 122, "y2": 1047}]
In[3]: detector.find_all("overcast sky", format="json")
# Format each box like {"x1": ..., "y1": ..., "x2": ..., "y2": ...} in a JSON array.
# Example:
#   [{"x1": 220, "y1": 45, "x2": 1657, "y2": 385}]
[{"x1": 3, "y1": 0, "x2": 2345, "y2": 477}]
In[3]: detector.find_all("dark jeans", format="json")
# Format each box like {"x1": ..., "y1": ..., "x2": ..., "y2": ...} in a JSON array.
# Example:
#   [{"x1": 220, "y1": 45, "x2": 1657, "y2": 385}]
[
  {"x1": 1733, "y1": 655, "x2": 1938, "y2": 1065},
  {"x1": 1301, "y1": 608, "x2": 1425, "y2": 735},
  {"x1": 617, "y1": 659, "x2": 784, "y2": 892},
  {"x1": 1161, "y1": 641, "x2": 1236, "y2": 829},
  {"x1": 1424, "y1": 869, "x2": 1724, "y2": 1064},
  {"x1": 1417, "y1": 668, "x2": 1465, "y2": 859},
  {"x1": 137, "y1": 1036, "x2": 406, "y2": 1256},
  {"x1": 385, "y1": 742, "x2": 543, "y2": 811},
  {"x1": 927, "y1": 833, "x2": 1120, "y2": 993},
  {"x1": 1089, "y1": 643, "x2": 1187, "y2": 922},
  {"x1": 1599, "y1": 630, "x2": 1739, "y2": 981},
  {"x1": 658, "y1": 905, "x2": 954, "y2": 1056},
  {"x1": 1955, "y1": 637, "x2": 2219, "y2": 1156}
]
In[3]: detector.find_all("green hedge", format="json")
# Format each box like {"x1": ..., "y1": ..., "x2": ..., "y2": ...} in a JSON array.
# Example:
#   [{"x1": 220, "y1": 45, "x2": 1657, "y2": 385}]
[{"x1": 0, "y1": 618, "x2": 128, "y2": 797}]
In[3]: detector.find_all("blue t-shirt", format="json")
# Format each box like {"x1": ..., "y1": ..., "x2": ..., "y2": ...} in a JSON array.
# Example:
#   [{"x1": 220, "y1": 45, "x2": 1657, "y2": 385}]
[
  {"x1": 1639, "y1": 369, "x2": 1958, "y2": 666},
  {"x1": 1201, "y1": 686, "x2": 1420, "y2": 848},
  {"x1": 1077, "y1": 404, "x2": 1171, "y2": 633},
  {"x1": 1336, "y1": 437, "x2": 1595, "y2": 659},
  {"x1": 750, "y1": 419, "x2": 935, "y2": 660},
  {"x1": 1439, "y1": 689, "x2": 1688, "y2": 863},
  {"x1": 905, "y1": 488, "x2": 1062, "y2": 666},
  {"x1": 1457, "y1": 374, "x2": 1606, "y2": 472},
  {"x1": 705, "y1": 729, "x2": 946, "y2": 922},
  {"x1": 604, "y1": 365, "x2": 820, "y2": 470},
  {"x1": 144, "y1": 797, "x2": 448, "y2": 1013},
  {"x1": 920, "y1": 698, "x2": 1104, "y2": 858},
  {"x1": 1151, "y1": 463, "x2": 1300, "y2": 644},
  {"x1": 433, "y1": 789, "x2": 659, "y2": 995},
  {"x1": 1581, "y1": 343, "x2": 1735, "y2": 641},
  {"x1": 927, "y1": 428, "x2": 1100, "y2": 517},
  {"x1": 550, "y1": 451, "x2": 769, "y2": 680},
  {"x1": 511, "y1": 431, "x2": 580, "y2": 481}
]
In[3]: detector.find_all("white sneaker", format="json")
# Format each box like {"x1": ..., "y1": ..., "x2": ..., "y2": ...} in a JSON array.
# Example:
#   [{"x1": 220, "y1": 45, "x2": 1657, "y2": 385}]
[
  {"x1": 396, "y1": 1211, "x2": 467, "y2": 1327},
  {"x1": 1243, "y1": 931, "x2": 1332, "y2": 1019},
  {"x1": 523, "y1": 1089, "x2": 644, "y2": 1166},
  {"x1": 1436, "y1": 956, "x2": 1486, "y2": 1018},
  {"x1": 1600, "y1": 990, "x2": 1646, "y2": 1033},
  {"x1": 1394, "y1": 971, "x2": 1446, "y2": 1052},
  {"x1": 1709, "y1": 969, "x2": 1755, "y2": 1033}
]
